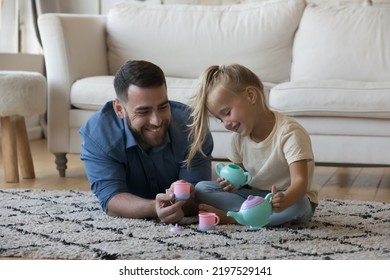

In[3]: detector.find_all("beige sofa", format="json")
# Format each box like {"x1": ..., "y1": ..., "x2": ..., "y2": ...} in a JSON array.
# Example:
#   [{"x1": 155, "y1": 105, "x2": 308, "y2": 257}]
[{"x1": 38, "y1": 0, "x2": 390, "y2": 176}]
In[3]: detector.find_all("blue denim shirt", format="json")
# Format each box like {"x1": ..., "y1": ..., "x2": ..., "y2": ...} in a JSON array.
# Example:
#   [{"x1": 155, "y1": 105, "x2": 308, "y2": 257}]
[{"x1": 80, "y1": 100, "x2": 213, "y2": 212}]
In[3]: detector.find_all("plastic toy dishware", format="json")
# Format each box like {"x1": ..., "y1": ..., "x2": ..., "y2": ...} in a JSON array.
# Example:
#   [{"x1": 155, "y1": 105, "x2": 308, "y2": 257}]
[
  {"x1": 215, "y1": 163, "x2": 252, "y2": 188},
  {"x1": 169, "y1": 224, "x2": 184, "y2": 233},
  {"x1": 172, "y1": 181, "x2": 191, "y2": 200},
  {"x1": 198, "y1": 212, "x2": 220, "y2": 231},
  {"x1": 226, "y1": 193, "x2": 273, "y2": 229}
]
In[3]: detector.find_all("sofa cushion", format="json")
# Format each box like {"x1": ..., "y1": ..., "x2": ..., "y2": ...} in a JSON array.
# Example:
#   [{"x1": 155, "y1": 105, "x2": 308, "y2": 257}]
[
  {"x1": 106, "y1": 0, "x2": 305, "y2": 83},
  {"x1": 291, "y1": 4, "x2": 390, "y2": 81},
  {"x1": 71, "y1": 76, "x2": 199, "y2": 110},
  {"x1": 71, "y1": 75, "x2": 275, "y2": 111},
  {"x1": 71, "y1": 76, "x2": 115, "y2": 111},
  {"x1": 268, "y1": 80, "x2": 390, "y2": 119}
]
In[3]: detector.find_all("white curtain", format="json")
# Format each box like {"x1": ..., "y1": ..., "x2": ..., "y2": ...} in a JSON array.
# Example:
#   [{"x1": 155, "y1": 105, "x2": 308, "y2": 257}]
[
  {"x1": 0, "y1": 0, "x2": 168, "y2": 53},
  {"x1": 0, "y1": 0, "x2": 104, "y2": 54},
  {"x1": 0, "y1": 0, "x2": 19, "y2": 52},
  {"x1": 0, "y1": 0, "x2": 42, "y2": 53}
]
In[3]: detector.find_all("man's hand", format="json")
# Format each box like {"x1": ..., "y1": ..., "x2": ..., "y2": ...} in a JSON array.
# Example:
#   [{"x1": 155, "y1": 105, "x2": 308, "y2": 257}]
[{"x1": 155, "y1": 192, "x2": 186, "y2": 224}]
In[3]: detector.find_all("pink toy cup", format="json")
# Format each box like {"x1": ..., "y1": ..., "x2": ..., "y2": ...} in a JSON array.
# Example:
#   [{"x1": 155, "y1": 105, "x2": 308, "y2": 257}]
[
  {"x1": 198, "y1": 212, "x2": 220, "y2": 231},
  {"x1": 173, "y1": 181, "x2": 191, "y2": 200}
]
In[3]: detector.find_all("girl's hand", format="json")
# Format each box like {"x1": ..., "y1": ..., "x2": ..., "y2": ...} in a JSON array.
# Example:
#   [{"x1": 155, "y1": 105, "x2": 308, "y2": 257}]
[
  {"x1": 217, "y1": 177, "x2": 237, "y2": 192},
  {"x1": 271, "y1": 185, "x2": 287, "y2": 212}
]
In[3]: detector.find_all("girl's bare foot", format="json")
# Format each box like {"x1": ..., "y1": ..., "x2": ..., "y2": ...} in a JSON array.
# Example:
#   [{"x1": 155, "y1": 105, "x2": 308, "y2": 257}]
[{"x1": 198, "y1": 203, "x2": 238, "y2": 225}]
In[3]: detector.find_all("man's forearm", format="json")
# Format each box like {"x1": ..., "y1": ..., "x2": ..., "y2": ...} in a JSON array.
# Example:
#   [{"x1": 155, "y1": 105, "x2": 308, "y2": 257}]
[{"x1": 107, "y1": 192, "x2": 157, "y2": 219}]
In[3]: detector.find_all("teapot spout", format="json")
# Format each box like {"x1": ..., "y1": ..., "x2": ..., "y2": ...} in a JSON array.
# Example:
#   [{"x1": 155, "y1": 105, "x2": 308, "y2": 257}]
[{"x1": 226, "y1": 210, "x2": 246, "y2": 225}]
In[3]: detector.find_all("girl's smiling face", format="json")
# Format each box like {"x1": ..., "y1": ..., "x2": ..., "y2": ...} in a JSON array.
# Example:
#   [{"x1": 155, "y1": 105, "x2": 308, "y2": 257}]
[{"x1": 206, "y1": 85, "x2": 256, "y2": 137}]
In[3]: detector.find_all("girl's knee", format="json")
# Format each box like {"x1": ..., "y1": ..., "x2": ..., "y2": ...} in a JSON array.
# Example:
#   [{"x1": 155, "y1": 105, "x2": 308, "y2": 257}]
[{"x1": 195, "y1": 181, "x2": 220, "y2": 192}]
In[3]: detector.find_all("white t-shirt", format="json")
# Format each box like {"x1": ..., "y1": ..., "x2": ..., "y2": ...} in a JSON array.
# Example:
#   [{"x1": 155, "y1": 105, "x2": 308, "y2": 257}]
[{"x1": 227, "y1": 111, "x2": 318, "y2": 204}]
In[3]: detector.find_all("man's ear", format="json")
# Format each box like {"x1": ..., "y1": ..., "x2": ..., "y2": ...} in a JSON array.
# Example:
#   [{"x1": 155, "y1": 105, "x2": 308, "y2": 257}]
[
  {"x1": 245, "y1": 87, "x2": 258, "y2": 105},
  {"x1": 113, "y1": 98, "x2": 125, "y2": 119}
]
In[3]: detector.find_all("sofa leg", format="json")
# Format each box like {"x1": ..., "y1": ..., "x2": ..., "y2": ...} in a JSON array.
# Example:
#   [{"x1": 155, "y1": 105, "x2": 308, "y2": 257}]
[{"x1": 54, "y1": 153, "x2": 67, "y2": 177}]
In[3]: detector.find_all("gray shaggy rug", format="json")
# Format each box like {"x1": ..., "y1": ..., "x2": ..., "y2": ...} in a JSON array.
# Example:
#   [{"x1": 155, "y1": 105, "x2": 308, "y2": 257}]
[{"x1": 0, "y1": 189, "x2": 389, "y2": 260}]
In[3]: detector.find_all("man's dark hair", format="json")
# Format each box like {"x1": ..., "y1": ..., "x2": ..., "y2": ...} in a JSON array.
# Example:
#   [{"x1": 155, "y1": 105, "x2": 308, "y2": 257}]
[{"x1": 114, "y1": 60, "x2": 167, "y2": 102}]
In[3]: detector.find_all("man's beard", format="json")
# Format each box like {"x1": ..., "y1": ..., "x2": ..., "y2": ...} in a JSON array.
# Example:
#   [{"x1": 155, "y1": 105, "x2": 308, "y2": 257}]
[{"x1": 124, "y1": 113, "x2": 169, "y2": 151}]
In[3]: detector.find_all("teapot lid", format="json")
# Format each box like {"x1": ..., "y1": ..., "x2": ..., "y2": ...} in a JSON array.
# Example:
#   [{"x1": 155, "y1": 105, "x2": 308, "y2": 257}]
[{"x1": 240, "y1": 195, "x2": 264, "y2": 210}]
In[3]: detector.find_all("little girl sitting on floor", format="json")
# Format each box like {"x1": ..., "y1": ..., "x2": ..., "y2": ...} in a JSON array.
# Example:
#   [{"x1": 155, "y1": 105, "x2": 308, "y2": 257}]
[{"x1": 186, "y1": 64, "x2": 318, "y2": 227}]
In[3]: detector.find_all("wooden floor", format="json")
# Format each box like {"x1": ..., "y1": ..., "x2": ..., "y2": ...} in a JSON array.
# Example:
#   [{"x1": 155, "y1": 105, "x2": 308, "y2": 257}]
[{"x1": 1, "y1": 138, "x2": 390, "y2": 203}]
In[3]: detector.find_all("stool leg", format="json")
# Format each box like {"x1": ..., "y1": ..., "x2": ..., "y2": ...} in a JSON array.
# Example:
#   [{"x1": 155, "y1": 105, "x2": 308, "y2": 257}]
[
  {"x1": 1, "y1": 117, "x2": 19, "y2": 183},
  {"x1": 15, "y1": 116, "x2": 35, "y2": 179}
]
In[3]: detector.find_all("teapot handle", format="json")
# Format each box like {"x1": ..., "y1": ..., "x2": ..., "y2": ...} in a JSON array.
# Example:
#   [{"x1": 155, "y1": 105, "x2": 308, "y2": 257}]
[
  {"x1": 243, "y1": 172, "x2": 252, "y2": 185},
  {"x1": 265, "y1": 192, "x2": 273, "y2": 202},
  {"x1": 215, "y1": 162, "x2": 225, "y2": 177}
]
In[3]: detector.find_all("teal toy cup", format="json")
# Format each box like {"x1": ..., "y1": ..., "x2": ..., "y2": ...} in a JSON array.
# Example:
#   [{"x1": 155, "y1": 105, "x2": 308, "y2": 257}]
[{"x1": 215, "y1": 163, "x2": 252, "y2": 188}]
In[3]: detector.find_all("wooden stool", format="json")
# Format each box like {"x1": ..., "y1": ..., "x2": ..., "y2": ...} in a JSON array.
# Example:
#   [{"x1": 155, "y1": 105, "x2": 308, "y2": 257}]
[{"x1": 0, "y1": 71, "x2": 47, "y2": 183}]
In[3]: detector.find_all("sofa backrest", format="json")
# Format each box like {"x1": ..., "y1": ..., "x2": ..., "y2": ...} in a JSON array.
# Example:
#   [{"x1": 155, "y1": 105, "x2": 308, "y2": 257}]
[
  {"x1": 291, "y1": 4, "x2": 390, "y2": 82},
  {"x1": 106, "y1": 0, "x2": 306, "y2": 84}
]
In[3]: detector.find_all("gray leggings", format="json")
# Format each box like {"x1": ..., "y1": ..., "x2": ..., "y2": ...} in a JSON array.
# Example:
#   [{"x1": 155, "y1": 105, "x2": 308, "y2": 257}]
[{"x1": 195, "y1": 181, "x2": 316, "y2": 227}]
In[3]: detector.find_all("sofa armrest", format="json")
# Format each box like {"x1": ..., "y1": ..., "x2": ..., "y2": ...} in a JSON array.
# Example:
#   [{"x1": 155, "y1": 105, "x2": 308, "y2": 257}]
[{"x1": 38, "y1": 14, "x2": 108, "y2": 153}]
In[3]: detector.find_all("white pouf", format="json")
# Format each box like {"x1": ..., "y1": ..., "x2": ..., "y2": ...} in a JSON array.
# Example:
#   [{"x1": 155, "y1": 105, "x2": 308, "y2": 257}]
[{"x1": 0, "y1": 71, "x2": 47, "y2": 183}]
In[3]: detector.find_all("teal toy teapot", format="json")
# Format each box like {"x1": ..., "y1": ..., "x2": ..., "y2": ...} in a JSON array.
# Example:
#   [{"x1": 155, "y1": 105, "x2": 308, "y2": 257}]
[
  {"x1": 227, "y1": 193, "x2": 273, "y2": 229},
  {"x1": 215, "y1": 163, "x2": 252, "y2": 188}
]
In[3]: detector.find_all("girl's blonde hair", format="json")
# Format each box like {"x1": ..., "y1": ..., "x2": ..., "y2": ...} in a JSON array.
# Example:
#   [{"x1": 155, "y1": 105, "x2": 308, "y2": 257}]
[{"x1": 186, "y1": 63, "x2": 269, "y2": 166}]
